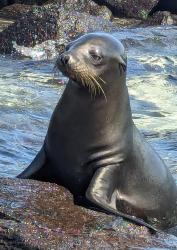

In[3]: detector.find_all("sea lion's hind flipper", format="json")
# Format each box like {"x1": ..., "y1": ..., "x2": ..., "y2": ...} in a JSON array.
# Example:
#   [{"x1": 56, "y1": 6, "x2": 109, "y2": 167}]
[
  {"x1": 86, "y1": 165, "x2": 158, "y2": 233},
  {"x1": 17, "y1": 146, "x2": 49, "y2": 181}
]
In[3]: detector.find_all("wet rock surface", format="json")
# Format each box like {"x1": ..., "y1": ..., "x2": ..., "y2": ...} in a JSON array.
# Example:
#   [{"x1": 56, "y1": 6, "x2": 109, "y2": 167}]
[
  {"x1": 48, "y1": 0, "x2": 113, "y2": 20},
  {"x1": 150, "y1": 12, "x2": 177, "y2": 26},
  {"x1": 93, "y1": 0, "x2": 159, "y2": 19},
  {"x1": 0, "y1": 4, "x2": 117, "y2": 55},
  {"x1": 0, "y1": 1, "x2": 112, "y2": 20},
  {"x1": 0, "y1": 4, "x2": 32, "y2": 20},
  {"x1": 0, "y1": 0, "x2": 47, "y2": 9},
  {"x1": 0, "y1": 178, "x2": 177, "y2": 249},
  {"x1": 1, "y1": 1, "x2": 177, "y2": 57}
]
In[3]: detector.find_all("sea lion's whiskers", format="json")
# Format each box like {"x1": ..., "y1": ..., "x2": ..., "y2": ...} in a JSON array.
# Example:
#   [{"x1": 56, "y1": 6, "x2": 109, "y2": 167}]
[
  {"x1": 97, "y1": 76, "x2": 106, "y2": 85},
  {"x1": 90, "y1": 74, "x2": 101, "y2": 96},
  {"x1": 81, "y1": 69, "x2": 96, "y2": 98},
  {"x1": 87, "y1": 76, "x2": 95, "y2": 99},
  {"x1": 87, "y1": 75, "x2": 97, "y2": 98},
  {"x1": 87, "y1": 84, "x2": 91, "y2": 94},
  {"x1": 85, "y1": 70, "x2": 100, "y2": 97},
  {"x1": 83, "y1": 73, "x2": 91, "y2": 89},
  {"x1": 87, "y1": 73, "x2": 103, "y2": 99},
  {"x1": 89, "y1": 75, "x2": 107, "y2": 102},
  {"x1": 74, "y1": 65, "x2": 91, "y2": 89},
  {"x1": 80, "y1": 71, "x2": 88, "y2": 88},
  {"x1": 81, "y1": 75, "x2": 86, "y2": 87},
  {"x1": 71, "y1": 64, "x2": 106, "y2": 101},
  {"x1": 84, "y1": 66, "x2": 97, "y2": 97}
]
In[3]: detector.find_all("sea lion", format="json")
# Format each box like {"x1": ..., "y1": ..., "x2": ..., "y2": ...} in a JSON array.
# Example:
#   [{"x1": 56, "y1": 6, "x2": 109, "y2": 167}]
[{"x1": 17, "y1": 32, "x2": 177, "y2": 231}]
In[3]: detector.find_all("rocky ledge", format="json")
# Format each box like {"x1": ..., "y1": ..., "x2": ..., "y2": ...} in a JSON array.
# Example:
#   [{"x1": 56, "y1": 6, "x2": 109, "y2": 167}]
[
  {"x1": 0, "y1": 178, "x2": 177, "y2": 249},
  {"x1": 0, "y1": 1, "x2": 177, "y2": 57}
]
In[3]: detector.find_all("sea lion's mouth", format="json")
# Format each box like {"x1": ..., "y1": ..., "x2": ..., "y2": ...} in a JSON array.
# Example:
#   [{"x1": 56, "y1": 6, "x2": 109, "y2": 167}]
[
  {"x1": 59, "y1": 66, "x2": 77, "y2": 82},
  {"x1": 56, "y1": 62, "x2": 78, "y2": 83},
  {"x1": 56, "y1": 58, "x2": 67, "y2": 74}
]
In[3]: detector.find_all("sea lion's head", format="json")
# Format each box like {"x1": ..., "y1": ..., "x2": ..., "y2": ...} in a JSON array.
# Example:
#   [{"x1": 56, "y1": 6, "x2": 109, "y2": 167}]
[{"x1": 56, "y1": 32, "x2": 126, "y2": 99}]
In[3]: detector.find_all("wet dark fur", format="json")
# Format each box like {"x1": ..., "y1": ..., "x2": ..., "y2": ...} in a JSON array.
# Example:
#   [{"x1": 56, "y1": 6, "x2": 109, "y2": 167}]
[{"x1": 17, "y1": 32, "x2": 177, "y2": 232}]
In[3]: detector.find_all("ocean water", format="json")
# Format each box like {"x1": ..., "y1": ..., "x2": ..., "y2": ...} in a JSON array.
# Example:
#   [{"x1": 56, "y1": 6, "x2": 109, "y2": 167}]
[{"x1": 0, "y1": 25, "x2": 177, "y2": 180}]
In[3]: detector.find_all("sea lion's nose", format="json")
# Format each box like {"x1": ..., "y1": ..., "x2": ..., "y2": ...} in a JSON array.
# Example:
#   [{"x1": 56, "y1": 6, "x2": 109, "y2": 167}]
[{"x1": 60, "y1": 54, "x2": 70, "y2": 65}]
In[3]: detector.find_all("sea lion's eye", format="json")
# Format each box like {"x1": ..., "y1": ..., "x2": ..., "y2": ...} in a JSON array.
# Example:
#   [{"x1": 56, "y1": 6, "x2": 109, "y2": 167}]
[{"x1": 89, "y1": 50, "x2": 102, "y2": 62}]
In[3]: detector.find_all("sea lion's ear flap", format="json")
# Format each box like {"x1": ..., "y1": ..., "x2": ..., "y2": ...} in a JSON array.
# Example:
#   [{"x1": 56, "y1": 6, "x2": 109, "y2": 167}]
[
  {"x1": 118, "y1": 54, "x2": 127, "y2": 66},
  {"x1": 118, "y1": 55, "x2": 127, "y2": 72}
]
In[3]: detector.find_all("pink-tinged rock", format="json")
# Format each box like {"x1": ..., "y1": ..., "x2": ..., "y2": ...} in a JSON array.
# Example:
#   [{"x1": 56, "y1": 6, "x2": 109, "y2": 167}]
[{"x1": 0, "y1": 178, "x2": 177, "y2": 249}]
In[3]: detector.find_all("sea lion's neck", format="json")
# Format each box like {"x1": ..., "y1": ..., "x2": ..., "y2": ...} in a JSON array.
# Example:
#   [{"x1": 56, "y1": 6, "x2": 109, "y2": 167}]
[
  {"x1": 64, "y1": 75, "x2": 132, "y2": 129},
  {"x1": 57, "y1": 76, "x2": 133, "y2": 161},
  {"x1": 103, "y1": 74, "x2": 133, "y2": 152}
]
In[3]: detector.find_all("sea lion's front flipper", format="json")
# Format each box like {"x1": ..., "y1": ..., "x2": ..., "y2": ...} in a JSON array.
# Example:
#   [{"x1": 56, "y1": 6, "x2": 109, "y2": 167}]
[
  {"x1": 86, "y1": 165, "x2": 158, "y2": 232},
  {"x1": 17, "y1": 146, "x2": 49, "y2": 181}
]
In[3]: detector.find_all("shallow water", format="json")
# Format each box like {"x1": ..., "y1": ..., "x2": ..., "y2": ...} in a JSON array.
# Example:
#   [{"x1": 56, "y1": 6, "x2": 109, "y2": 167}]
[{"x1": 0, "y1": 26, "x2": 177, "y2": 180}]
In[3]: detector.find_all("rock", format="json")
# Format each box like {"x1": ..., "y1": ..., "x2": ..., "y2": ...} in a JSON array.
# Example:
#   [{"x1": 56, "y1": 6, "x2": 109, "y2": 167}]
[
  {"x1": 160, "y1": 12, "x2": 177, "y2": 25},
  {"x1": 93, "y1": 0, "x2": 159, "y2": 19},
  {"x1": 0, "y1": 0, "x2": 8, "y2": 9},
  {"x1": 0, "y1": 1, "x2": 176, "y2": 58},
  {"x1": 0, "y1": 178, "x2": 177, "y2": 249},
  {"x1": 0, "y1": 4, "x2": 118, "y2": 55},
  {"x1": 145, "y1": 11, "x2": 177, "y2": 26},
  {"x1": 47, "y1": 0, "x2": 112, "y2": 20},
  {"x1": 148, "y1": 0, "x2": 177, "y2": 17},
  {"x1": 112, "y1": 17, "x2": 141, "y2": 28},
  {"x1": 0, "y1": 0, "x2": 48, "y2": 9},
  {"x1": 12, "y1": 40, "x2": 61, "y2": 60},
  {"x1": 0, "y1": 0, "x2": 112, "y2": 20},
  {"x1": 0, "y1": 4, "x2": 32, "y2": 20}
]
